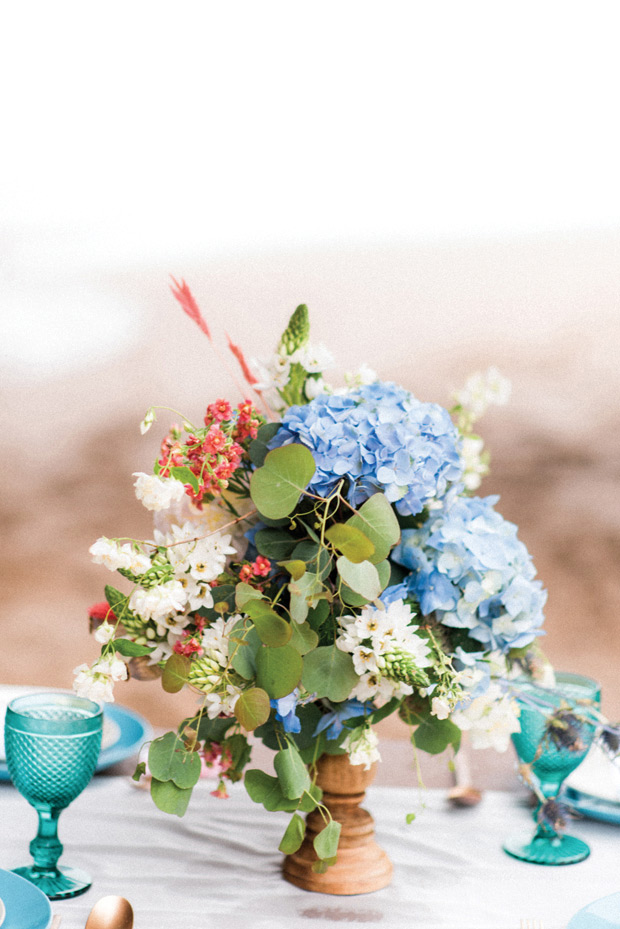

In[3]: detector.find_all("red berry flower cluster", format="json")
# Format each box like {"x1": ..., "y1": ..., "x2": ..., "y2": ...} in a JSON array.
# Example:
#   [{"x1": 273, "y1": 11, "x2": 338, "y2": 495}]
[
  {"x1": 238, "y1": 555, "x2": 272, "y2": 584},
  {"x1": 157, "y1": 399, "x2": 263, "y2": 505}
]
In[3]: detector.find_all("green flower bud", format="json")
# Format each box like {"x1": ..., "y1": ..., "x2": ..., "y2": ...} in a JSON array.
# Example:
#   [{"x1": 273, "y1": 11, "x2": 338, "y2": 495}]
[{"x1": 279, "y1": 304, "x2": 310, "y2": 355}]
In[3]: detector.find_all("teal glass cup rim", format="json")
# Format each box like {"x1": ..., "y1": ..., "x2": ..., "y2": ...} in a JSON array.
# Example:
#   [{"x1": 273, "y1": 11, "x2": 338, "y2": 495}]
[
  {"x1": 5, "y1": 692, "x2": 103, "y2": 737},
  {"x1": 512, "y1": 670, "x2": 601, "y2": 703}
]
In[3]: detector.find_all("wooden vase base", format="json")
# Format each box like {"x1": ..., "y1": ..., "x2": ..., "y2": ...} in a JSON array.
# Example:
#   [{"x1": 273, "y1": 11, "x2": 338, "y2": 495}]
[{"x1": 282, "y1": 754, "x2": 393, "y2": 895}]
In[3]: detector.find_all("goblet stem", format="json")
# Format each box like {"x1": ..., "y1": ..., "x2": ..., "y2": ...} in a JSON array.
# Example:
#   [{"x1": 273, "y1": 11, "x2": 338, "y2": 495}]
[{"x1": 30, "y1": 807, "x2": 63, "y2": 876}]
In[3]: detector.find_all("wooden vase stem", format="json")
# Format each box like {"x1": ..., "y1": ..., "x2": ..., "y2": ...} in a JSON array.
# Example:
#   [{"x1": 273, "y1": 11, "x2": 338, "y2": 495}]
[{"x1": 282, "y1": 753, "x2": 393, "y2": 895}]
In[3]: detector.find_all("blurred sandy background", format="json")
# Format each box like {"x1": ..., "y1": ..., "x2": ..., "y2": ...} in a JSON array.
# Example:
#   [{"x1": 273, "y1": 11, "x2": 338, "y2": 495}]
[{"x1": 1, "y1": 3, "x2": 619, "y2": 787}]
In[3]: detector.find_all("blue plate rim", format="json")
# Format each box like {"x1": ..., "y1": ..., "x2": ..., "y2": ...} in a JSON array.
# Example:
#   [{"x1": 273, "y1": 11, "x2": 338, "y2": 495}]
[
  {"x1": 563, "y1": 785, "x2": 620, "y2": 826},
  {"x1": 0, "y1": 702, "x2": 152, "y2": 782},
  {"x1": 0, "y1": 866, "x2": 52, "y2": 929}
]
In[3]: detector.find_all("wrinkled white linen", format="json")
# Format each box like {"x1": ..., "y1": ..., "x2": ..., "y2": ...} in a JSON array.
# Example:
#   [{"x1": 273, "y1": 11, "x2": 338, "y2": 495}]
[{"x1": 0, "y1": 778, "x2": 617, "y2": 929}]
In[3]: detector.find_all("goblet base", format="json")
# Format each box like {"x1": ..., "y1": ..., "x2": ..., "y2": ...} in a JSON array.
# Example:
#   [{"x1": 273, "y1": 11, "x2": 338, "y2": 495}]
[
  {"x1": 503, "y1": 831, "x2": 590, "y2": 865},
  {"x1": 12, "y1": 864, "x2": 92, "y2": 899}
]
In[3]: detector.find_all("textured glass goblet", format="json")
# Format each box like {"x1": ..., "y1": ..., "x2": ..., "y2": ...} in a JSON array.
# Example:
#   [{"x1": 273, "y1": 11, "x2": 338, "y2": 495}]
[
  {"x1": 504, "y1": 672, "x2": 601, "y2": 865},
  {"x1": 4, "y1": 692, "x2": 103, "y2": 899}
]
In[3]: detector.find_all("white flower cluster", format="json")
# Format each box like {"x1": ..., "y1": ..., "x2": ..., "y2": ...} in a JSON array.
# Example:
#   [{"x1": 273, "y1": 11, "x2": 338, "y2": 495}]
[
  {"x1": 342, "y1": 726, "x2": 381, "y2": 770},
  {"x1": 451, "y1": 683, "x2": 521, "y2": 752},
  {"x1": 460, "y1": 435, "x2": 488, "y2": 492},
  {"x1": 89, "y1": 538, "x2": 151, "y2": 575},
  {"x1": 454, "y1": 367, "x2": 511, "y2": 421},
  {"x1": 199, "y1": 614, "x2": 245, "y2": 718},
  {"x1": 73, "y1": 654, "x2": 128, "y2": 703},
  {"x1": 133, "y1": 472, "x2": 187, "y2": 512},
  {"x1": 336, "y1": 600, "x2": 432, "y2": 702},
  {"x1": 253, "y1": 342, "x2": 333, "y2": 406},
  {"x1": 126, "y1": 522, "x2": 237, "y2": 649}
]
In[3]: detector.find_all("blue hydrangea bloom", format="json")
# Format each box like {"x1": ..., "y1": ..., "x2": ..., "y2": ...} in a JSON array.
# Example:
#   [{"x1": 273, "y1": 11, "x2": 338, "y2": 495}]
[
  {"x1": 269, "y1": 382, "x2": 463, "y2": 515},
  {"x1": 387, "y1": 495, "x2": 547, "y2": 653}
]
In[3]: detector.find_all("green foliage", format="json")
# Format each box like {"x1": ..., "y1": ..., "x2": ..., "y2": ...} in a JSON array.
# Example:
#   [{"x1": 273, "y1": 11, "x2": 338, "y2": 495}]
[
  {"x1": 302, "y1": 646, "x2": 358, "y2": 701},
  {"x1": 288, "y1": 571, "x2": 324, "y2": 624},
  {"x1": 248, "y1": 422, "x2": 281, "y2": 466},
  {"x1": 274, "y1": 744, "x2": 311, "y2": 799},
  {"x1": 289, "y1": 620, "x2": 319, "y2": 655},
  {"x1": 325, "y1": 523, "x2": 375, "y2": 563},
  {"x1": 402, "y1": 700, "x2": 462, "y2": 755},
  {"x1": 151, "y1": 778, "x2": 193, "y2": 817},
  {"x1": 111, "y1": 638, "x2": 155, "y2": 657},
  {"x1": 235, "y1": 582, "x2": 264, "y2": 611},
  {"x1": 229, "y1": 620, "x2": 261, "y2": 679},
  {"x1": 245, "y1": 600, "x2": 292, "y2": 647},
  {"x1": 250, "y1": 444, "x2": 316, "y2": 519},
  {"x1": 279, "y1": 813, "x2": 306, "y2": 854},
  {"x1": 148, "y1": 733, "x2": 202, "y2": 789},
  {"x1": 336, "y1": 556, "x2": 381, "y2": 601},
  {"x1": 162, "y1": 654, "x2": 191, "y2": 693},
  {"x1": 104, "y1": 585, "x2": 130, "y2": 617},
  {"x1": 234, "y1": 687, "x2": 271, "y2": 731},
  {"x1": 256, "y1": 644, "x2": 303, "y2": 698},
  {"x1": 169, "y1": 465, "x2": 200, "y2": 494},
  {"x1": 254, "y1": 528, "x2": 298, "y2": 560},
  {"x1": 345, "y1": 493, "x2": 401, "y2": 564},
  {"x1": 278, "y1": 559, "x2": 306, "y2": 581},
  {"x1": 313, "y1": 820, "x2": 341, "y2": 861}
]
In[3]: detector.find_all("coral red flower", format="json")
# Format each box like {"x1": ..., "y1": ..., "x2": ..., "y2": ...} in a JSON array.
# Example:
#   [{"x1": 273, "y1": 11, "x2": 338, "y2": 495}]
[
  {"x1": 206, "y1": 399, "x2": 233, "y2": 423},
  {"x1": 88, "y1": 602, "x2": 117, "y2": 623},
  {"x1": 252, "y1": 556, "x2": 271, "y2": 578}
]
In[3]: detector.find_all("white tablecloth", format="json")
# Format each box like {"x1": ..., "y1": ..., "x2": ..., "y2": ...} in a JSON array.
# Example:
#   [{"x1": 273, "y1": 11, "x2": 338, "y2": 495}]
[{"x1": 1, "y1": 777, "x2": 618, "y2": 929}]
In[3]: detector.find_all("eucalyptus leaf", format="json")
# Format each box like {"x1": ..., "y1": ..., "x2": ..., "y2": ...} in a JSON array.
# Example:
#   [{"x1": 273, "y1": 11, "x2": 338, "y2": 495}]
[
  {"x1": 336, "y1": 556, "x2": 381, "y2": 600},
  {"x1": 235, "y1": 687, "x2": 271, "y2": 731},
  {"x1": 254, "y1": 528, "x2": 298, "y2": 561},
  {"x1": 235, "y1": 582, "x2": 264, "y2": 611},
  {"x1": 346, "y1": 493, "x2": 401, "y2": 564},
  {"x1": 256, "y1": 644, "x2": 303, "y2": 698},
  {"x1": 229, "y1": 620, "x2": 261, "y2": 679},
  {"x1": 274, "y1": 745, "x2": 311, "y2": 799},
  {"x1": 248, "y1": 422, "x2": 281, "y2": 466},
  {"x1": 313, "y1": 820, "x2": 341, "y2": 860},
  {"x1": 325, "y1": 523, "x2": 375, "y2": 564},
  {"x1": 148, "y1": 732, "x2": 201, "y2": 789},
  {"x1": 279, "y1": 813, "x2": 306, "y2": 854},
  {"x1": 151, "y1": 777, "x2": 193, "y2": 817},
  {"x1": 290, "y1": 621, "x2": 319, "y2": 655},
  {"x1": 112, "y1": 638, "x2": 155, "y2": 657},
  {"x1": 245, "y1": 600, "x2": 292, "y2": 647},
  {"x1": 278, "y1": 559, "x2": 306, "y2": 581},
  {"x1": 250, "y1": 444, "x2": 316, "y2": 519},
  {"x1": 244, "y1": 769, "x2": 298, "y2": 812},
  {"x1": 301, "y1": 646, "x2": 358, "y2": 701},
  {"x1": 289, "y1": 571, "x2": 324, "y2": 624},
  {"x1": 162, "y1": 653, "x2": 191, "y2": 693}
]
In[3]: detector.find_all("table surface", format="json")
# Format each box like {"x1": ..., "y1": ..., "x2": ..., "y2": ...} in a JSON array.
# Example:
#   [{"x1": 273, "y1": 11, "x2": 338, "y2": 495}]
[{"x1": 0, "y1": 776, "x2": 618, "y2": 929}]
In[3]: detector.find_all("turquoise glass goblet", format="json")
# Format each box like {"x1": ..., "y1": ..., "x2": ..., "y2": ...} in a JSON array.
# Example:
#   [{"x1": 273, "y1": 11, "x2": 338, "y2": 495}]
[
  {"x1": 504, "y1": 672, "x2": 601, "y2": 865},
  {"x1": 4, "y1": 692, "x2": 103, "y2": 899}
]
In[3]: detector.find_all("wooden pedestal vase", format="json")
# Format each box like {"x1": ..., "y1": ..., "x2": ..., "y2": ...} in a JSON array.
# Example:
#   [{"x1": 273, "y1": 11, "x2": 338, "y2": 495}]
[{"x1": 282, "y1": 753, "x2": 393, "y2": 895}]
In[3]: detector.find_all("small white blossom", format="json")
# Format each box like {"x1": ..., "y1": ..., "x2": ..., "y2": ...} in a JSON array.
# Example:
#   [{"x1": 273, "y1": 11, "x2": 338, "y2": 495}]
[
  {"x1": 139, "y1": 407, "x2": 156, "y2": 435},
  {"x1": 343, "y1": 727, "x2": 381, "y2": 770},
  {"x1": 94, "y1": 621, "x2": 116, "y2": 645},
  {"x1": 460, "y1": 435, "x2": 488, "y2": 491},
  {"x1": 451, "y1": 684, "x2": 521, "y2": 752},
  {"x1": 89, "y1": 537, "x2": 132, "y2": 572},
  {"x1": 202, "y1": 614, "x2": 242, "y2": 668},
  {"x1": 304, "y1": 376, "x2": 327, "y2": 400},
  {"x1": 344, "y1": 363, "x2": 378, "y2": 387},
  {"x1": 204, "y1": 684, "x2": 242, "y2": 719},
  {"x1": 133, "y1": 472, "x2": 186, "y2": 512},
  {"x1": 72, "y1": 654, "x2": 128, "y2": 704},
  {"x1": 454, "y1": 367, "x2": 511, "y2": 421},
  {"x1": 129, "y1": 579, "x2": 188, "y2": 623},
  {"x1": 431, "y1": 696, "x2": 452, "y2": 720},
  {"x1": 291, "y1": 343, "x2": 334, "y2": 374}
]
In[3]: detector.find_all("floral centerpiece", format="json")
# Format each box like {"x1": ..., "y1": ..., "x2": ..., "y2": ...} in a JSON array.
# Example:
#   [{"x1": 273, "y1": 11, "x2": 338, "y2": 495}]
[{"x1": 77, "y1": 284, "x2": 551, "y2": 873}]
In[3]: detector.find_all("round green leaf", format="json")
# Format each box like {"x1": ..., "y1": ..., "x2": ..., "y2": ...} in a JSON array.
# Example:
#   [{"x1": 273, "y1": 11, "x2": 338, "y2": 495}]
[
  {"x1": 346, "y1": 493, "x2": 401, "y2": 563},
  {"x1": 151, "y1": 778, "x2": 193, "y2": 817},
  {"x1": 301, "y1": 645, "x2": 358, "y2": 702},
  {"x1": 313, "y1": 820, "x2": 341, "y2": 860},
  {"x1": 250, "y1": 444, "x2": 316, "y2": 519},
  {"x1": 279, "y1": 813, "x2": 306, "y2": 854},
  {"x1": 256, "y1": 644, "x2": 303, "y2": 698},
  {"x1": 325, "y1": 523, "x2": 375, "y2": 563},
  {"x1": 162, "y1": 654, "x2": 191, "y2": 693},
  {"x1": 336, "y1": 556, "x2": 381, "y2": 600},
  {"x1": 246, "y1": 600, "x2": 292, "y2": 647},
  {"x1": 234, "y1": 687, "x2": 271, "y2": 731},
  {"x1": 274, "y1": 745, "x2": 311, "y2": 799},
  {"x1": 290, "y1": 620, "x2": 319, "y2": 655}
]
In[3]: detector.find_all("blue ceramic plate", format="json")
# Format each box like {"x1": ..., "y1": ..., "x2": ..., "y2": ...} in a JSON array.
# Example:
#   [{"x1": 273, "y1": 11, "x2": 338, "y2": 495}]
[
  {"x1": 0, "y1": 868, "x2": 52, "y2": 929},
  {"x1": 567, "y1": 892, "x2": 620, "y2": 928},
  {"x1": 563, "y1": 786, "x2": 620, "y2": 826},
  {"x1": 0, "y1": 692, "x2": 151, "y2": 781}
]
